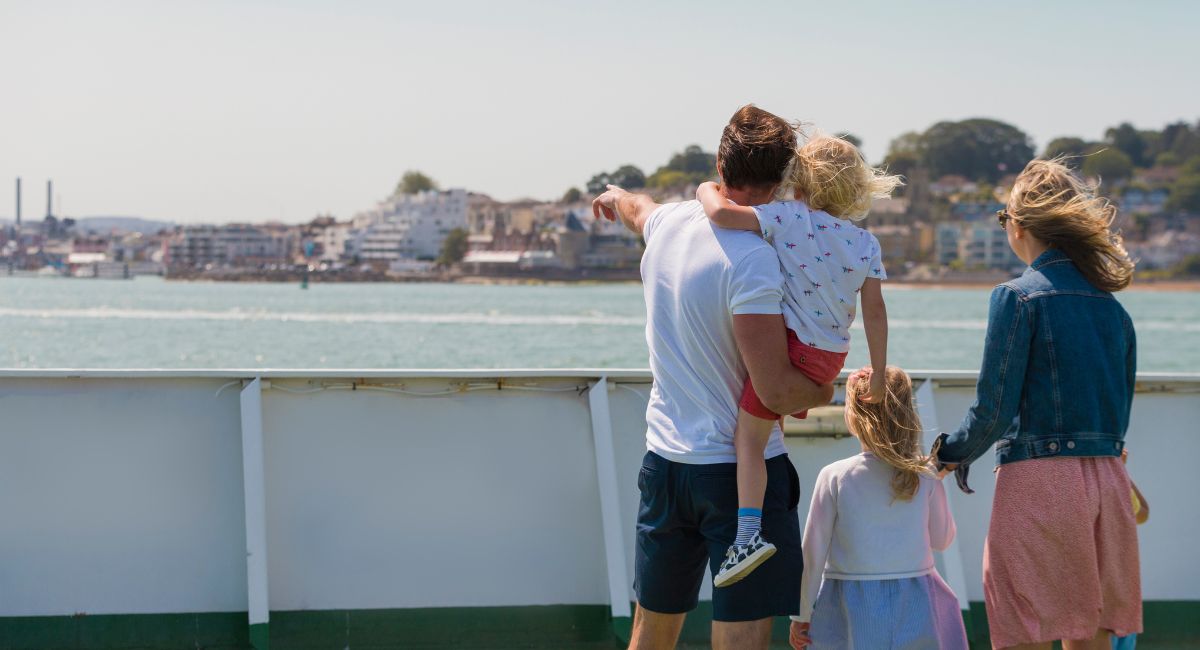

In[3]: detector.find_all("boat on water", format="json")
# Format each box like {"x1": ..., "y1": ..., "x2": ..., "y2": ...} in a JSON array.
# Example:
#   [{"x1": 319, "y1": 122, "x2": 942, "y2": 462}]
[{"x1": 1, "y1": 368, "x2": 1197, "y2": 649}]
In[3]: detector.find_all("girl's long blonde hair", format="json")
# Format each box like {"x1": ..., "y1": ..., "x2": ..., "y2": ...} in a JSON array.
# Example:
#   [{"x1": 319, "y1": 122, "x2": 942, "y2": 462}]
[
  {"x1": 1008, "y1": 158, "x2": 1136, "y2": 292},
  {"x1": 845, "y1": 366, "x2": 931, "y2": 501},
  {"x1": 788, "y1": 134, "x2": 904, "y2": 221}
]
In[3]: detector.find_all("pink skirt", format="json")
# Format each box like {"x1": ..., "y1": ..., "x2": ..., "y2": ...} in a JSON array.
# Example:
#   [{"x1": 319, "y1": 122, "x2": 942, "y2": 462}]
[{"x1": 983, "y1": 456, "x2": 1142, "y2": 648}]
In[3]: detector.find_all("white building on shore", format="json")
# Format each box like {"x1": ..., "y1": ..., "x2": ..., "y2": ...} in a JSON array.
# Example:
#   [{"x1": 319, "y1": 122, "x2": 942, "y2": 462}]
[{"x1": 350, "y1": 189, "x2": 468, "y2": 262}]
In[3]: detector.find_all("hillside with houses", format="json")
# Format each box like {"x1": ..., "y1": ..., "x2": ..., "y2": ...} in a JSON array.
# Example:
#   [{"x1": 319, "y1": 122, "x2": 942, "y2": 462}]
[{"x1": 4, "y1": 118, "x2": 1198, "y2": 283}]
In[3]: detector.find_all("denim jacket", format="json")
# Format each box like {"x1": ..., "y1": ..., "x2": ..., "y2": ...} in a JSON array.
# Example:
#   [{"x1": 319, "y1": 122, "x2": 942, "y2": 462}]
[{"x1": 935, "y1": 248, "x2": 1137, "y2": 491}]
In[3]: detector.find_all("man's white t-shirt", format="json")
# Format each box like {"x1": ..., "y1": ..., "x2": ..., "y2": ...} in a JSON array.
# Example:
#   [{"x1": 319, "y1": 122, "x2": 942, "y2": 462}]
[{"x1": 640, "y1": 200, "x2": 789, "y2": 464}]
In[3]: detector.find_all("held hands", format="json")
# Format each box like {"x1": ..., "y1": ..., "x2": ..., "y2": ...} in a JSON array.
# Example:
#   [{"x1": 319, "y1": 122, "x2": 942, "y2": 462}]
[
  {"x1": 928, "y1": 433, "x2": 963, "y2": 484},
  {"x1": 789, "y1": 621, "x2": 812, "y2": 649},
  {"x1": 591, "y1": 184, "x2": 629, "y2": 222}
]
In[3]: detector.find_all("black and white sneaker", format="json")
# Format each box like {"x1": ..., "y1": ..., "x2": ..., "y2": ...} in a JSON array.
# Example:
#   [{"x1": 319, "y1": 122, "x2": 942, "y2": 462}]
[{"x1": 713, "y1": 531, "x2": 776, "y2": 588}]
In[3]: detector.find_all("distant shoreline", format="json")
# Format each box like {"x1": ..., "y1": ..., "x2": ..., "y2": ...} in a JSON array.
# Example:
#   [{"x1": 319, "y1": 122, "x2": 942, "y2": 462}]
[
  {"x1": 143, "y1": 272, "x2": 1200, "y2": 291},
  {"x1": 11, "y1": 268, "x2": 1191, "y2": 291},
  {"x1": 887, "y1": 279, "x2": 1200, "y2": 292}
]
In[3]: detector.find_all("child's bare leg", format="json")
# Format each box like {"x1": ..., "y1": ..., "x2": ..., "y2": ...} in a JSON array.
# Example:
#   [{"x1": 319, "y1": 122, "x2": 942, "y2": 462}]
[
  {"x1": 713, "y1": 408, "x2": 779, "y2": 588},
  {"x1": 735, "y1": 408, "x2": 776, "y2": 514}
]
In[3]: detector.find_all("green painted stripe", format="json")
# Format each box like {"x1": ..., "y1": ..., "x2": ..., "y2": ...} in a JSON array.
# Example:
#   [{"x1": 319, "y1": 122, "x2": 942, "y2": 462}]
[
  {"x1": 269, "y1": 605, "x2": 613, "y2": 649},
  {"x1": 0, "y1": 612, "x2": 247, "y2": 650},
  {"x1": 611, "y1": 615, "x2": 632, "y2": 645},
  {"x1": 1, "y1": 601, "x2": 1196, "y2": 649},
  {"x1": 248, "y1": 621, "x2": 269, "y2": 650}
]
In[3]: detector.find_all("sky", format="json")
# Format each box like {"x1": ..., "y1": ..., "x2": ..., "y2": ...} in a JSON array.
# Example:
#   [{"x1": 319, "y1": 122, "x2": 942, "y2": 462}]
[{"x1": 1, "y1": 0, "x2": 1197, "y2": 224}]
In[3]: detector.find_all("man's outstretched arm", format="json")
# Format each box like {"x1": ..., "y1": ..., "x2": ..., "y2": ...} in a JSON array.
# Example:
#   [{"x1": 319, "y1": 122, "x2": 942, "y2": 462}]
[
  {"x1": 593, "y1": 184, "x2": 660, "y2": 235},
  {"x1": 733, "y1": 314, "x2": 834, "y2": 416}
]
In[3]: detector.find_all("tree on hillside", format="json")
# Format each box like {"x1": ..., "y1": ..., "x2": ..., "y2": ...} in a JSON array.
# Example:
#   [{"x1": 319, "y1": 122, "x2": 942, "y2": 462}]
[
  {"x1": 1168, "y1": 174, "x2": 1200, "y2": 213},
  {"x1": 586, "y1": 172, "x2": 612, "y2": 194},
  {"x1": 610, "y1": 165, "x2": 646, "y2": 189},
  {"x1": 1043, "y1": 137, "x2": 1091, "y2": 161},
  {"x1": 1184, "y1": 155, "x2": 1200, "y2": 175},
  {"x1": 588, "y1": 145, "x2": 718, "y2": 195},
  {"x1": 1081, "y1": 147, "x2": 1133, "y2": 182},
  {"x1": 1138, "y1": 130, "x2": 1163, "y2": 164},
  {"x1": 647, "y1": 169, "x2": 688, "y2": 191},
  {"x1": 665, "y1": 145, "x2": 716, "y2": 177},
  {"x1": 1156, "y1": 152, "x2": 1181, "y2": 167},
  {"x1": 561, "y1": 187, "x2": 582, "y2": 203},
  {"x1": 1164, "y1": 121, "x2": 1200, "y2": 161},
  {"x1": 1169, "y1": 158, "x2": 1200, "y2": 213},
  {"x1": 585, "y1": 164, "x2": 644, "y2": 194},
  {"x1": 396, "y1": 170, "x2": 438, "y2": 195},
  {"x1": 882, "y1": 131, "x2": 923, "y2": 179},
  {"x1": 646, "y1": 145, "x2": 717, "y2": 190},
  {"x1": 437, "y1": 228, "x2": 469, "y2": 266},
  {"x1": 921, "y1": 119, "x2": 1035, "y2": 183},
  {"x1": 1105, "y1": 123, "x2": 1148, "y2": 168}
]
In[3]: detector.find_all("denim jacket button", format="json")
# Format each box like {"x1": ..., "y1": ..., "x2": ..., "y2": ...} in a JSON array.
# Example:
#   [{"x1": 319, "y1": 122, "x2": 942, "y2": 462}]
[
  {"x1": 1048, "y1": 442, "x2": 1059, "y2": 452},
  {"x1": 1066, "y1": 441, "x2": 1076, "y2": 449}
]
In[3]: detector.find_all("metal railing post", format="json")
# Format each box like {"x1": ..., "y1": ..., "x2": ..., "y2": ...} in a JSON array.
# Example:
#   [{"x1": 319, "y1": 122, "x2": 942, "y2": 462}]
[
  {"x1": 587, "y1": 377, "x2": 633, "y2": 633},
  {"x1": 240, "y1": 377, "x2": 270, "y2": 649},
  {"x1": 915, "y1": 378, "x2": 971, "y2": 615}
]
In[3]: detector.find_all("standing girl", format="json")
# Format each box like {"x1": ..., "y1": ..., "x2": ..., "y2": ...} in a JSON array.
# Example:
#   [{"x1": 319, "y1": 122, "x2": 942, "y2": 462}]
[
  {"x1": 935, "y1": 159, "x2": 1141, "y2": 650},
  {"x1": 790, "y1": 366, "x2": 967, "y2": 649}
]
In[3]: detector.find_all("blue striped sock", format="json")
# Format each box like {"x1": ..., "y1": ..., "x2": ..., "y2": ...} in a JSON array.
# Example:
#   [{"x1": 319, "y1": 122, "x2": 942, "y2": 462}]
[{"x1": 734, "y1": 507, "x2": 762, "y2": 546}]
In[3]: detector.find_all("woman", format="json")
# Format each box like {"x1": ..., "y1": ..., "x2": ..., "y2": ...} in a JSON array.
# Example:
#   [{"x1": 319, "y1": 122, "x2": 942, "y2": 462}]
[{"x1": 934, "y1": 159, "x2": 1140, "y2": 650}]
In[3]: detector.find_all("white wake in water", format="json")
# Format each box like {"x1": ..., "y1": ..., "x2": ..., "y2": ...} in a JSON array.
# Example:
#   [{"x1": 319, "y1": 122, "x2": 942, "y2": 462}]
[
  {"x1": 0, "y1": 306, "x2": 646, "y2": 327},
  {"x1": 2, "y1": 307, "x2": 1196, "y2": 332}
]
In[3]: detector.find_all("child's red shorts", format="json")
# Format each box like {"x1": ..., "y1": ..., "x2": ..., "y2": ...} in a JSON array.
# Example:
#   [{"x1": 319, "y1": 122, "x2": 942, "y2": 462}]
[{"x1": 739, "y1": 330, "x2": 846, "y2": 420}]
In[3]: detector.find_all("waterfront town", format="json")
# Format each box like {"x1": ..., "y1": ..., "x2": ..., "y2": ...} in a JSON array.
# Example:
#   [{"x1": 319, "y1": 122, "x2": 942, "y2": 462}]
[{"x1": 4, "y1": 118, "x2": 1200, "y2": 284}]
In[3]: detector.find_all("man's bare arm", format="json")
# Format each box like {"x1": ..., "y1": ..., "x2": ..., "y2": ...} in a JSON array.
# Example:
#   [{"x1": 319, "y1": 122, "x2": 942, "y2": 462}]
[
  {"x1": 592, "y1": 184, "x2": 660, "y2": 235},
  {"x1": 733, "y1": 314, "x2": 834, "y2": 415}
]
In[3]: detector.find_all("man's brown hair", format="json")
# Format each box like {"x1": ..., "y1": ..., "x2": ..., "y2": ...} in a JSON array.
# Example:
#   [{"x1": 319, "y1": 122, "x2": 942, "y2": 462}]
[{"x1": 717, "y1": 105, "x2": 797, "y2": 190}]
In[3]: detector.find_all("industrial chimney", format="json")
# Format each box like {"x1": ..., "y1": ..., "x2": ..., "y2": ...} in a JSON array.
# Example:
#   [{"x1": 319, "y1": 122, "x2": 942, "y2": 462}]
[
  {"x1": 46, "y1": 179, "x2": 53, "y2": 218},
  {"x1": 14, "y1": 177, "x2": 20, "y2": 227}
]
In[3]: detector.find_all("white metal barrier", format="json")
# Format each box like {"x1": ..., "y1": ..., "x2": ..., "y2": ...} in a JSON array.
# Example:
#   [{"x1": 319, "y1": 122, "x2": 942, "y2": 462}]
[{"x1": 1, "y1": 369, "x2": 1197, "y2": 638}]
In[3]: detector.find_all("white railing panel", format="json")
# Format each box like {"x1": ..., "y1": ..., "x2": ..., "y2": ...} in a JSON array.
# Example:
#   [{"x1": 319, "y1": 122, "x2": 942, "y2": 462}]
[
  {"x1": 258, "y1": 378, "x2": 611, "y2": 610},
  {"x1": 0, "y1": 377, "x2": 248, "y2": 616}
]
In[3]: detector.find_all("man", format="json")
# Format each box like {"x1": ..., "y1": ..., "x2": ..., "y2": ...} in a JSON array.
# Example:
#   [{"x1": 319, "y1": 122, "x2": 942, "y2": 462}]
[{"x1": 592, "y1": 105, "x2": 834, "y2": 650}]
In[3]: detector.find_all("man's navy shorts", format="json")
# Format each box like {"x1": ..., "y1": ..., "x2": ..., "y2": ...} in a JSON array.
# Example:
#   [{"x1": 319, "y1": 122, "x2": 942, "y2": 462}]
[{"x1": 633, "y1": 450, "x2": 803, "y2": 622}]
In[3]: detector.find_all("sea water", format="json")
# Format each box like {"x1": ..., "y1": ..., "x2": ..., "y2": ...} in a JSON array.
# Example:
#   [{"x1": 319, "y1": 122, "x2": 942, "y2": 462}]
[{"x1": 1, "y1": 276, "x2": 1196, "y2": 372}]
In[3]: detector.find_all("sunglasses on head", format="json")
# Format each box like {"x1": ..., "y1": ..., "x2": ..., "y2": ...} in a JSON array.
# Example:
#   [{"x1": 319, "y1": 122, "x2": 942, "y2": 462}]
[{"x1": 996, "y1": 210, "x2": 1016, "y2": 230}]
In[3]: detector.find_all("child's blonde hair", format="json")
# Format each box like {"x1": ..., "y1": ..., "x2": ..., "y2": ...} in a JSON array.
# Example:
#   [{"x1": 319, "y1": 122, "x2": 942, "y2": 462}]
[
  {"x1": 789, "y1": 135, "x2": 904, "y2": 220},
  {"x1": 845, "y1": 366, "x2": 931, "y2": 501},
  {"x1": 1008, "y1": 158, "x2": 1135, "y2": 292}
]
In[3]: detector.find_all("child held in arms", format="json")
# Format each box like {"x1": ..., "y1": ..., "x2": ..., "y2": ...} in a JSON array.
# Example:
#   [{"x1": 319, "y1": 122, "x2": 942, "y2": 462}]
[{"x1": 695, "y1": 134, "x2": 901, "y2": 586}]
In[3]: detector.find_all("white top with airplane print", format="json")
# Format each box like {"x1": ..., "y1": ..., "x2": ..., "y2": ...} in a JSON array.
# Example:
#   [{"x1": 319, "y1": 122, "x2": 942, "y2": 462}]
[{"x1": 752, "y1": 200, "x2": 886, "y2": 353}]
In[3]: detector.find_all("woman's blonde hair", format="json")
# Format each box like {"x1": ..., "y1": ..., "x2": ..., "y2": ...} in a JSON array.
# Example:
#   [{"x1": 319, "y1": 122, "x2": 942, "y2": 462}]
[
  {"x1": 788, "y1": 134, "x2": 904, "y2": 220},
  {"x1": 845, "y1": 366, "x2": 931, "y2": 502},
  {"x1": 1008, "y1": 158, "x2": 1136, "y2": 292}
]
